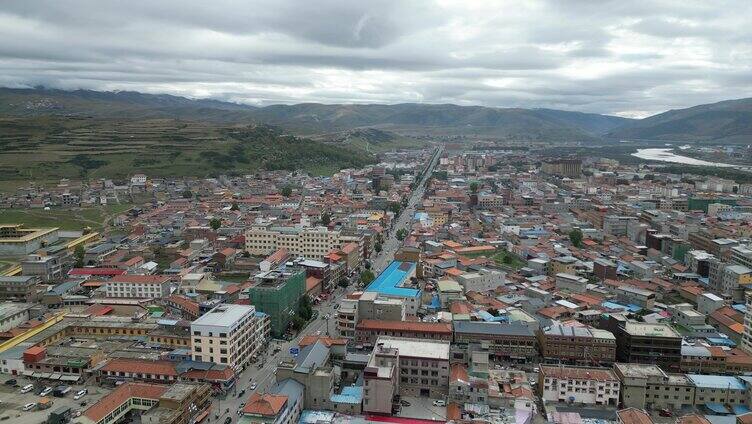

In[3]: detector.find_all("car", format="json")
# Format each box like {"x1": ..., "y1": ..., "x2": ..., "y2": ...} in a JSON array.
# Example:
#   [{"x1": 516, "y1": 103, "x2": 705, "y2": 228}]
[
  {"x1": 22, "y1": 403, "x2": 36, "y2": 411},
  {"x1": 532, "y1": 367, "x2": 539, "y2": 373},
  {"x1": 40, "y1": 386, "x2": 53, "y2": 396},
  {"x1": 237, "y1": 409, "x2": 243, "y2": 416},
  {"x1": 400, "y1": 400, "x2": 411, "y2": 407},
  {"x1": 224, "y1": 417, "x2": 232, "y2": 424},
  {"x1": 80, "y1": 401, "x2": 87, "y2": 407},
  {"x1": 239, "y1": 402, "x2": 246, "y2": 409},
  {"x1": 432, "y1": 400, "x2": 446, "y2": 407},
  {"x1": 74, "y1": 389, "x2": 87, "y2": 400},
  {"x1": 237, "y1": 389, "x2": 246, "y2": 398},
  {"x1": 659, "y1": 409, "x2": 673, "y2": 417},
  {"x1": 20, "y1": 384, "x2": 34, "y2": 394},
  {"x1": 250, "y1": 383, "x2": 257, "y2": 390},
  {"x1": 4, "y1": 379, "x2": 16, "y2": 386}
]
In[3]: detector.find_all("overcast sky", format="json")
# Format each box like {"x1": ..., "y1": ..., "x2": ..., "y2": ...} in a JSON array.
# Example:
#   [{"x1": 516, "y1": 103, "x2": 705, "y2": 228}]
[{"x1": 1, "y1": 0, "x2": 751, "y2": 117}]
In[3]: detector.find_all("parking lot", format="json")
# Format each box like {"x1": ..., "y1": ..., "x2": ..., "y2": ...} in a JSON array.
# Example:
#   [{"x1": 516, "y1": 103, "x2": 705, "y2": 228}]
[
  {"x1": 0, "y1": 378, "x2": 110, "y2": 423},
  {"x1": 395, "y1": 396, "x2": 446, "y2": 421}
]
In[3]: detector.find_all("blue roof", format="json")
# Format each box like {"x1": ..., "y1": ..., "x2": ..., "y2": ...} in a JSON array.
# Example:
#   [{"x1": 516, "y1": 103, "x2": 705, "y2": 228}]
[
  {"x1": 427, "y1": 294, "x2": 441, "y2": 309},
  {"x1": 733, "y1": 405, "x2": 750, "y2": 415},
  {"x1": 732, "y1": 304, "x2": 747, "y2": 314},
  {"x1": 330, "y1": 385, "x2": 363, "y2": 404},
  {"x1": 626, "y1": 304, "x2": 643, "y2": 313},
  {"x1": 602, "y1": 301, "x2": 628, "y2": 311},
  {"x1": 705, "y1": 403, "x2": 731, "y2": 414},
  {"x1": 254, "y1": 311, "x2": 269, "y2": 318},
  {"x1": 365, "y1": 261, "x2": 420, "y2": 298},
  {"x1": 477, "y1": 310, "x2": 507, "y2": 322},
  {"x1": 706, "y1": 337, "x2": 736, "y2": 347},
  {"x1": 688, "y1": 374, "x2": 746, "y2": 390}
]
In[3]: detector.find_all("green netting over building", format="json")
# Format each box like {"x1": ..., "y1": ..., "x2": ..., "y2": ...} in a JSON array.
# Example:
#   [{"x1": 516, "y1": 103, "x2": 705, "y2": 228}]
[{"x1": 247, "y1": 266, "x2": 305, "y2": 337}]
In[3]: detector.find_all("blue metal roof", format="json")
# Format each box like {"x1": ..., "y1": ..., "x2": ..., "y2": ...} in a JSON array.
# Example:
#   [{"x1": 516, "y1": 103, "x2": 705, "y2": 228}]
[
  {"x1": 365, "y1": 261, "x2": 420, "y2": 298},
  {"x1": 688, "y1": 374, "x2": 746, "y2": 390},
  {"x1": 330, "y1": 385, "x2": 363, "y2": 404}
]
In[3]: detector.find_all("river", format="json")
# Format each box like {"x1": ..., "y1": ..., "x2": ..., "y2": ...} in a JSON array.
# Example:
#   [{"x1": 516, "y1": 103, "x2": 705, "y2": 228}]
[{"x1": 631, "y1": 148, "x2": 735, "y2": 168}]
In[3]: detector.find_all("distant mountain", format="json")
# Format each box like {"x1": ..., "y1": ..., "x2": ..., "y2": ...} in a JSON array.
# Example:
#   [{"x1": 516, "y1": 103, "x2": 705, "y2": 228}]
[
  {"x1": 607, "y1": 98, "x2": 752, "y2": 143},
  {"x1": 0, "y1": 87, "x2": 631, "y2": 140}
]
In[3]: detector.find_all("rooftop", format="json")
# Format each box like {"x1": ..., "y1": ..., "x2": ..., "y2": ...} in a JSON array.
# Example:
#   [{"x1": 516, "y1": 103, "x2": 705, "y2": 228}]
[
  {"x1": 375, "y1": 336, "x2": 450, "y2": 360},
  {"x1": 623, "y1": 322, "x2": 681, "y2": 338},
  {"x1": 540, "y1": 365, "x2": 618, "y2": 382},
  {"x1": 365, "y1": 261, "x2": 419, "y2": 298},
  {"x1": 191, "y1": 304, "x2": 255, "y2": 328}
]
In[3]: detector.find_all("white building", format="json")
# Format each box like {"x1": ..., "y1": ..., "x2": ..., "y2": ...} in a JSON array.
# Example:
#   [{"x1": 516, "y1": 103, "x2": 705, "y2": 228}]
[
  {"x1": 246, "y1": 224, "x2": 343, "y2": 260},
  {"x1": 105, "y1": 275, "x2": 171, "y2": 299},
  {"x1": 191, "y1": 304, "x2": 259, "y2": 370},
  {"x1": 539, "y1": 365, "x2": 620, "y2": 406}
]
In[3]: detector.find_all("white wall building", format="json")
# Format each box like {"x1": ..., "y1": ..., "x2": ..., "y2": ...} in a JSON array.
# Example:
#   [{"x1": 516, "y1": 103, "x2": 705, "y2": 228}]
[{"x1": 191, "y1": 304, "x2": 259, "y2": 371}]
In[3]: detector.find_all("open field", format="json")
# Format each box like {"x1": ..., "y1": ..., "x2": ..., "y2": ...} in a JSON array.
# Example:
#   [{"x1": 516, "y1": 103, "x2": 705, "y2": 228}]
[{"x1": 0, "y1": 203, "x2": 133, "y2": 231}]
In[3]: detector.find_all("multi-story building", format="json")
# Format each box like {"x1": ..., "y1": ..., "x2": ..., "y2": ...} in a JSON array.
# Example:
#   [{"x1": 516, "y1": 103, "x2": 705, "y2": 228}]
[
  {"x1": 541, "y1": 159, "x2": 582, "y2": 178},
  {"x1": 615, "y1": 322, "x2": 682, "y2": 371},
  {"x1": 0, "y1": 225, "x2": 59, "y2": 255},
  {"x1": 190, "y1": 304, "x2": 259, "y2": 371},
  {"x1": 105, "y1": 275, "x2": 171, "y2": 299},
  {"x1": 614, "y1": 363, "x2": 696, "y2": 410},
  {"x1": 603, "y1": 216, "x2": 638, "y2": 237},
  {"x1": 537, "y1": 325, "x2": 616, "y2": 365},
  {"x1": 247, "y1": 267, "x2": 305, "y2": 337},
  {"x1": 0, "y1": 276, "x2": 39, "y2": 302},
  {"x1": 453, "y1": 321, "x2": 537, "y2": 361},
  {"x1": 241, "y1": 379, "x2": 304, "y2": 424},
  {"x1": 363, "y1": 336, "x2": 451, "y2": 402},
  {"x1": 336, "y1": 297, "x2": 358, "y2": 338},
  {"x1": 538, "y1": 365, "x2": 620, "y2": 406},
  {"x1": 355, "y1": 320, "x2": 452, "y2": 346},
  {"x1": 616, "y1": 286, "x2": 656, "y2": 309},
  {"x1": 245, "y1": 224, "x2": 343, "y2": 260},
  {"x1": 742, "y1": 292, "x2": 752, "y2": 355},
  {"x1": 555, "y1": 273, "x2": 588, "y2": 294},
  {"x1": 21, "y1": 254, "x2": 65, "y2": 283}
]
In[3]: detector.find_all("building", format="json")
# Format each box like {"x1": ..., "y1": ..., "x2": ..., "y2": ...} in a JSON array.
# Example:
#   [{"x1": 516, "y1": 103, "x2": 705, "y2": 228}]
[
  {"x1": 537, "y1": 325, "x2": 616, "y2": 365},
  {"x1": 0, "y1": 224, "x2": 59, "y2": 255},
  {"x1": 614, "y1": 363, "x2": 695, "y2": 410},
  {"x1": 697, "y1": 293, "x2": 724, "y2": 315},
  {"x1": 742, "y1": 292, "x2": 752, "y2": 355},
  {"x1": 538, "y1": 365, "x2": 620, "y2": 406},
  {"x1": 541, "y1": 159, "x2": 582, "y2": 178},
  {"x1": 453, "y1": 321, "x2": 537, "y2": 362},
  {"x1": 615, "y1": 322, "x2": 682, "y2": 371},
  {"x1": 616, "y1": 286, "x2": 656, "y2": 309},
  {"x1": 275, "y1": 341, "x2": 334, "y2": 410},
  {"x1": 364, "y1": 261, "x2": 421, "y2": 315},
  {"x1": 105, "y1": 275, "x2": 171, "y2": 299},
  {"x1": 245, "y1": 225, "x2": 343, "y2": 260},
  {"x1": 0, "y1": 276, "x2": 39, "y2": 302},
  {"x1": 21, "y1": 254, "x2": 64, "y2": 283},
  {"x1": 241, "y1": 379, "x2": 304, "y2": 424},
  {"x1": 364, "y1": 336, "x2": 451, "y2": 402},
  {"x1": 78, "y1": 382, "x2": 211, "y2": 424},
  {"x1": 248, "y1": 267, "x2": 306, "y2": 337},
  {"x1": 0, "y1": 303, "x2": 33, "y2": 332},
  {"x1": 190, "y1": 304, "x2": 259, "y2": 370},
  {"x1": 355, "y1": 320, "x2": 452, "y2": 346},
  {"x1": 687, "y1": 374, "x2": 748, "y2": 407},
  {"x1": 555, "y1": 273, "x2": 588, "y2": 294}
]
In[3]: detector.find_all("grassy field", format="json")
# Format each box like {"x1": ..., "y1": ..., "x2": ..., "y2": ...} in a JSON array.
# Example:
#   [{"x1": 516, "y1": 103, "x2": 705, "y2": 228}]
[
  {"x1": 491, "y1": 250, "x2": 527, "y2": 270},
  {"x1": 0, "y1": 203, "x2": 134, "y2": 231}
]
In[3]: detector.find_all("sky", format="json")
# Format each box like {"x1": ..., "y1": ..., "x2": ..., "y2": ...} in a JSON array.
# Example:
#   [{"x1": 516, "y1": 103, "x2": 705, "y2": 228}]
[{"x1": 1, "y1": 0, "x2": 751, "y2": 118}]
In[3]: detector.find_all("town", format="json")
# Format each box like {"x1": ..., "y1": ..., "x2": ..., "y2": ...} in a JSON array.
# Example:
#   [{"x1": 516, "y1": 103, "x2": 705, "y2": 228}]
[{"x1": 2, "y1": 142, "x2": 752, "y2": 424}]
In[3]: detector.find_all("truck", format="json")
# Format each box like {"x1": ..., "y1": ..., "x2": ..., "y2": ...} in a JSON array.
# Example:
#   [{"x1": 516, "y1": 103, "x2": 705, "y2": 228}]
[{"x1": 53, "y1": 385, "x2": 71, "y2": 397}]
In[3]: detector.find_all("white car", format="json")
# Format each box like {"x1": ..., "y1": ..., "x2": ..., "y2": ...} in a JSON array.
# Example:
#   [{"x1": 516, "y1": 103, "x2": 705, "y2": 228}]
[
  {"x1": 20, "y1": 384, "x2": 34, "y2": 394},
  {"x1": 40, "y1": 386, "x2": 53, "y2": 396},
  {"x1": 432, "y1": 400, "x2": 446, "y2": 407},
  {"x1": 74, "y1": 389, "x2": 87, "y2": 400},
  {"x1": 250, "y1": 383, "x2": 257, "y2": 390},
  {"x1": 23, "y1": 403, "x2": 36, "y2": 411}
]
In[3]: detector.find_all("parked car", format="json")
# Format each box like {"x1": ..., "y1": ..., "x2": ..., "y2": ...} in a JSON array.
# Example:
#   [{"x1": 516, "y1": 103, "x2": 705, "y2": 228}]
[
  {"x1": 432, "y1": 400, "x2": 446, "y2": 407},
  {"x1": 659, "y1": 409, "x2": 673, "y2": 417},
  {"x1": 237, "y1": 389, "x2": 245, "y2": 398},
  {"x1": 74, "y1": 389, "x2": 87, "y2": 400},
  {"x1": 4, "y1": 379, "x2": 16, "y2": 386},
  {"x1": 224, "y1": 417, "x2": 232, "y2": 424},
  {"x1": 40, "y1": 387, "x2": 53, "y2": 397},
  {"x1": 250, "y1": 383, "x2": 257, "y2": 390},
  {"x1": 400, "y1": 400, "x2": 411, "y2": 407},
  {"x1": 20, "y1": 384, "x2": 34, "y2": 394},
  {"x1": 22, "y1": 403, "x2": 36, "y2": 411}
]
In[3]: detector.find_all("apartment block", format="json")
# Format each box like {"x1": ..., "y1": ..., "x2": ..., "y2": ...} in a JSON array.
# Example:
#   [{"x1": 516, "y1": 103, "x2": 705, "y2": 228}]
[
  {"x1": 614, "y1": 363, "x2": 695, "y2": 410},
  {"x1": 248, "y1": 267, "x2": 305, "y2": 337},
  {"x1": 538, "y1": 365, "x2": 620, "y2": 406},
  {"x1": 105, "y1": 275, "x2": 171, "y2": 299},
  {"x1": 245, "y1": 224, "x2": 343, "y2": 260},
  {"x1": 537, "y1": 324, "x2": 616, "y2": 365},
  {"x1": 190, "y1": 304, "x2": 259, "y2": 371},
  {"x1": 453, "y1": 321, "x2": 537, "y2": 361},
  {"x1": 615, "y1": 322, "x2": 682, "y2": 371},
  {"x1": 355, "y1": 320, "x2": 452, "y2": 346}
]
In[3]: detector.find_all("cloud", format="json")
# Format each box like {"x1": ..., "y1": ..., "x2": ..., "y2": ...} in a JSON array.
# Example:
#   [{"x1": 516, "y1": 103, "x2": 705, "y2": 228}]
[{"x1": 0, "y1": 0, "x2": 751, "y2": 116}]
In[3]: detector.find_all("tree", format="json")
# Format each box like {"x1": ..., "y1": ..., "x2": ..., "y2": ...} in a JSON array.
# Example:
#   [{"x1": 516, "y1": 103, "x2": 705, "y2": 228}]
[
  {"x1": 487, "y1": 308, "x2": 499, "y2": 316},
  {"x1": 569, "y1": 228, "x2": 584, "y2": 248},
  {"x1": 469, "y1": 181, "x2": 479, "y2": 194},
  {"x1": 388, "y1": 202, "x2": 401, "y2": 215},
  {"x1": 321, "y1": 212, "x2": 331, "y2": 226},
  {"x1": 396, "y1": 229, "x2": 407, "y2": 241},
  {"x1": 375, "y1": 242, "x2": 383, "y2": 253},
  {"x1": 209, "y1": 218, "x2": 222, "y2": 231},
  {"x1": 281, "y1": 185, "x2": 293, "y2": 197},
  {"x1": 360, "y1": 270, "x2": 375, "y2": 285},
  {"x1": 182, "y1": 189, "x2": 193, "y2": 199},
  {"x1": 230, "y1": 202, "x2": 240, "y2": 211},
  {"x1": 74, "y1": 245, "x2": 85, "y2": 268},
  {"x1": 291, "y1": 315, "x2": 306, "y2": 331},
  {"x1": 502, "y1": 254, "x2": 513, "y2": 265},
  {"x1": 401, "y1": 196, "x2": 409, "y2": 207}
]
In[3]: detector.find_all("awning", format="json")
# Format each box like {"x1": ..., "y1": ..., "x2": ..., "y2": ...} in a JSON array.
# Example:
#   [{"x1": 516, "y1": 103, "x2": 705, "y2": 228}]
[
  {"x1": 49, "y1": 372, "x2": 63, "y2": 380},
  {"x1": 60, "y1": 375, "x2": 81, "y2": 382},
  {"x1": 705, "y1": 403, "x2": 730, "y2": 414},
  {"x1": 22, "y1": 370, "x2": 35, "y2": 377}
]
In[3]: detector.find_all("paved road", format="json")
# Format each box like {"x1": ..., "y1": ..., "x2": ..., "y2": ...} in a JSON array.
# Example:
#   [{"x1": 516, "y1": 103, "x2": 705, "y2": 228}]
[{"x1": 211, "y1": 146, "x2": 442, "y2": 422}]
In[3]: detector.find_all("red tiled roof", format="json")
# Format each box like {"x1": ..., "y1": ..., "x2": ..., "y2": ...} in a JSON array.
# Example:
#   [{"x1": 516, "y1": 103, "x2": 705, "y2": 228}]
[
  {"x1": 617, "y1": 408, "x2": 654, "y2": 424},
  {"x1": 356, "y1": 319, "x2": 452, "y2": 334},
  {"x1": 299, "y1": 336, "x2": 348, "y2": 348},
  {"x1": 84, "y1": 383, "x2": 168, "y2": 422},
  {"x1": 100, "y1": 358, "x2": 178, "y2": 376},
  {"x1": 243, "y1": 393, "x2": 287, "y2": 416},
  {"x1": 69, "y1": 268, "x2": 126, "y2": 276}
]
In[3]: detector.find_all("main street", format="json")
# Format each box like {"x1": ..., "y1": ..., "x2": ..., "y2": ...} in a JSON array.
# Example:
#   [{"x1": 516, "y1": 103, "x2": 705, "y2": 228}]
[{"x1": 211, "y1": 146, "x2": 441, "y2": 421}]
